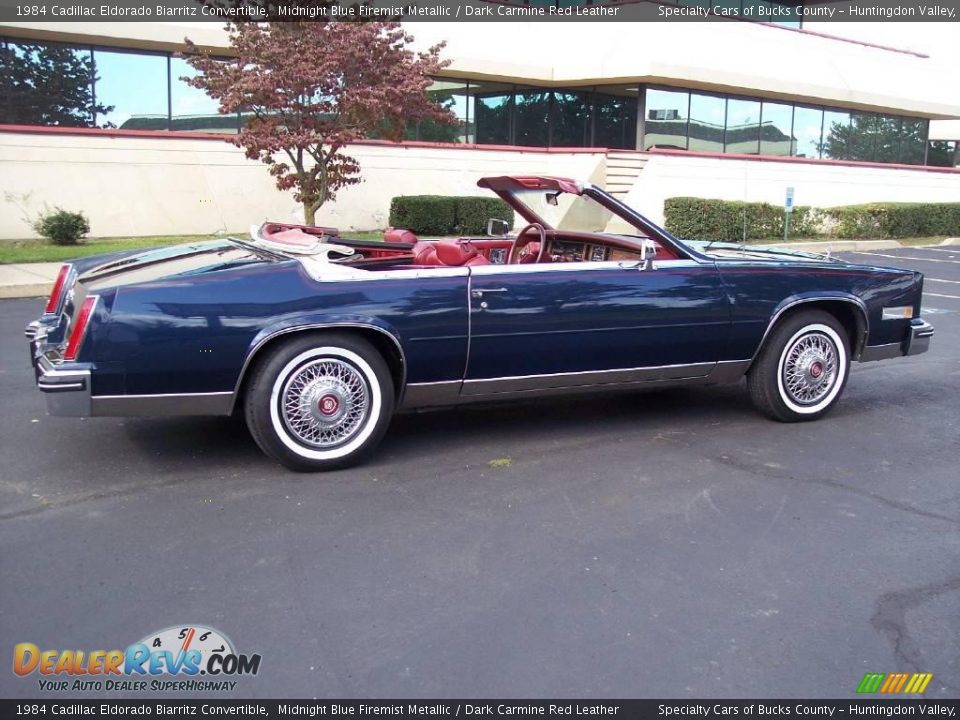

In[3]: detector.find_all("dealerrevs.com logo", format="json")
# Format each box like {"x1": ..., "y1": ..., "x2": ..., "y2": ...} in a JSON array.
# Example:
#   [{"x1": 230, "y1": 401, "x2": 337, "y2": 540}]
[{"x1": 13, "y1": 625, "x2": 261, "y2": 693}]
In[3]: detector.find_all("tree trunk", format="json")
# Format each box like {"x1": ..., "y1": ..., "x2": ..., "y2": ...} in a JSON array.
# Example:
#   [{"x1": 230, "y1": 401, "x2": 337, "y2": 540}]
[{"x1": 302, "y1": 202, "x2": 316, "y2": 226}]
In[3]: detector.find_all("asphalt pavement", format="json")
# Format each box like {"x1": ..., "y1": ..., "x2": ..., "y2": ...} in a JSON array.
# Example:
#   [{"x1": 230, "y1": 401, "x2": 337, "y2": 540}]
[{"x1": 1, "y1": 246, "x2": 958, "y2": 699}]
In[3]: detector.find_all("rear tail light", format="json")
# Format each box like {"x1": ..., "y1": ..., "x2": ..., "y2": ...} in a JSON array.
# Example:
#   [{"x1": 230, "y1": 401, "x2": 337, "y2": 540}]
[
  {"x1": 44, "y1": 263, "x2": 73, "y2": 315},
  {"x1": 63, "y1": 295, "x2": 99, "y2": 361}
]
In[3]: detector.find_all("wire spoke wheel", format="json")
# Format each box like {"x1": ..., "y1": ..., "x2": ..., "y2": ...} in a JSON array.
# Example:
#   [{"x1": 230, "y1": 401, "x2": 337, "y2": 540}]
[
  {"x1": 280, "y1": 358, "x2": 370, "y2": 449},
  {"x1": 780, "y1": 331, "x2": 839, "y2": 406}
]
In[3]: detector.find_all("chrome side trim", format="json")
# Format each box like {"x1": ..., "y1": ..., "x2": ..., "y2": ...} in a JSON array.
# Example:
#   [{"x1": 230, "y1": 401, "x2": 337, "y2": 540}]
[
  {"x1": 468, "y1": 259, "x2": 696, "y2": 277},
  {"x1": 859, "y1": 343, "x2": 902, "y2": 362},
  {"x1": 750, "y1": 296, "x2": 870, "y2": 365},
  {"x1": 92, "y1": 392, "x2": 234, "y2": 417},
  {"x1": 706, "y1": 359, "x2": 752, "y2": 383},
  {"x1": 399, "y1": 381, "x2": 463, "y2": 410},
  {"x1": 231, "y1": 323, "x2": 408, "y2": 413},
  {"x1": 461, "y1": 361, "x2": 716, "y2": 397}
]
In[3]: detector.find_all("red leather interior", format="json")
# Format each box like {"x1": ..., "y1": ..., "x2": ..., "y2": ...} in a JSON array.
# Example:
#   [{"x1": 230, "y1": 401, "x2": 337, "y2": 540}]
[
  {"x1": 384, "y1": 228, "x2": 419, "y2": 244},
  {"x1": 411, "y1": 240, "x2": 491, "y2": 267}
]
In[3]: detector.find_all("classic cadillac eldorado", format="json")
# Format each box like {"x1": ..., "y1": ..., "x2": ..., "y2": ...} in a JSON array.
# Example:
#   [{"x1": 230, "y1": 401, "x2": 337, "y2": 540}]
[{"x1": 26, "y1": 176, "x2": 933, "y2": 471}]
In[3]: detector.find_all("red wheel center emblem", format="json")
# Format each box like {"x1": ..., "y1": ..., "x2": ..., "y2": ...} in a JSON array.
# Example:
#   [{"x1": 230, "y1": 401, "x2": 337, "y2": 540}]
[
  {"x1": 319, "y1": 395, "x2": 340, "y2": 416},
  {"x1": 810, "y1": 362, "x2": 823, "y2": 378}
]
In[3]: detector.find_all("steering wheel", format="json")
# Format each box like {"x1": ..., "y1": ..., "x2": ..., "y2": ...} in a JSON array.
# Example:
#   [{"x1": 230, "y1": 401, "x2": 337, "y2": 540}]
[{"x1": 508, "y1": 222, "x2": 547, "y2": 265}]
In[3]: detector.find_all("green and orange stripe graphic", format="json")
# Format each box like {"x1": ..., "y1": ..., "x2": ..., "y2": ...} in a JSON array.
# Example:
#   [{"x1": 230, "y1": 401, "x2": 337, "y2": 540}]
[{"x1": 857, "y1": 672, "x2": 933, "y2": 694}]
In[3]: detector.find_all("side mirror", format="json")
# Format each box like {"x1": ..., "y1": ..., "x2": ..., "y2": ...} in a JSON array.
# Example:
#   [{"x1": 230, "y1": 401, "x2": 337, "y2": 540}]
[
  {"x1": 486, "y1": 218, "x2": 509, "y2": 237},
  {"x1": 640, "y1": 239, "x2": 658, "y2": 270}
]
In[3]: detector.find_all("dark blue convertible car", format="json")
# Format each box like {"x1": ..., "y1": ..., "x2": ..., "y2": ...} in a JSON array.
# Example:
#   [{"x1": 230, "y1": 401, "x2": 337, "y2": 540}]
[{"x1": 27, "y1": 176, "x2": 933, "y2": 471}]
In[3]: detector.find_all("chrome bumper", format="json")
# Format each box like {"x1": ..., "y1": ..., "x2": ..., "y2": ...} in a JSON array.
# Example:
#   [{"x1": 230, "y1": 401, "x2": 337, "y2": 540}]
[
  {"x1": 907, "y1": 318, "x2": 934, "y2": 356},
  {"x1": 27, "y1": 320, "x2": 92, "y2": 417},
  {"x1": 860, "y1": 317, "x2": 934, "y2": 362}
]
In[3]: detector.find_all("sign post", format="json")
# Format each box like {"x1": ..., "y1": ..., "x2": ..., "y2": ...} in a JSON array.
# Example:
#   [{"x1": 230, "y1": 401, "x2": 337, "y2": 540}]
[{"x1": 784, "y1": 186, "x2": 795, "y2": 243}]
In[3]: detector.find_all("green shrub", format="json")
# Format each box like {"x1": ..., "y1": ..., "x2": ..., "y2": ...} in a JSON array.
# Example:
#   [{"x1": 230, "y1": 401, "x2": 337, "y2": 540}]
[
  {"x1": 822, "y1": 203, "x2": 960, "y2": 238},
  {"x1": 32, "y1": 207, "x2": 91, "y2": 246},
  {"x1": 664, "y1": 197, "x2": 960, "y2": 241},
  {"x1": 664, "y1": 197, "x2": 821, "y2": 242},
  {"x1": 389, "y1": 195, "x2": 514, "y2": 236}
]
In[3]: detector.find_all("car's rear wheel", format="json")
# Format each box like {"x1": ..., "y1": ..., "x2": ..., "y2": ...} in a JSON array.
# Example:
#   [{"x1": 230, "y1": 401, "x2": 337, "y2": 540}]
[
  {"x1": 245, "y1": 333, "x2": 394, "y2": 471},
  {"x1": 747, "y1": 310, "x2": 850, "y2": 422}
]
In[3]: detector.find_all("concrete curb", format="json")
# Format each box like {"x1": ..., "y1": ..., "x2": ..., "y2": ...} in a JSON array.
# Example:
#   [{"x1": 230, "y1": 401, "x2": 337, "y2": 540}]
[
  {"x1": 756, "y1": 239, "x2": 902, "y2": 253},
  {"x1": 940, "y1": 238, "x2": 960, "y2": 246}
]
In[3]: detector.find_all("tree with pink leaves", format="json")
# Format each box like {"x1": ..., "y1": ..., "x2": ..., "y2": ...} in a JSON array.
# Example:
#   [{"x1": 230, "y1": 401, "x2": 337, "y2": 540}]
[{"x1": 184, "y1": 21, "x2": 453, "y2": 225}]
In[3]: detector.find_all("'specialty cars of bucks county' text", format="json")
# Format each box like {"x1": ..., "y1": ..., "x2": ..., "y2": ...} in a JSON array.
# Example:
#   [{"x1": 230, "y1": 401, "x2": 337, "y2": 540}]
[{"x1": 26, "y1": 176, "x2": 933, "y2": 471}]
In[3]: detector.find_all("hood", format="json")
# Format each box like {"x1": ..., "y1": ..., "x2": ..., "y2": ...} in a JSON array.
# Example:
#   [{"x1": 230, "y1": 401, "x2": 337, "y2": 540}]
[{"x1": 684, "y1": 240, "x2": 844, "y2": 264}]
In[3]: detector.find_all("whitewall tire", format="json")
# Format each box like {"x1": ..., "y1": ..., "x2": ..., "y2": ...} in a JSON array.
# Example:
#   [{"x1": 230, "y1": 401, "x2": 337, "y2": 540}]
[
  {"x1": 245, "y1": 333, "x2": 395, "y2": 471},
  {"x1": 747, "y1": 310, "x2": 851, "y2": 422}
]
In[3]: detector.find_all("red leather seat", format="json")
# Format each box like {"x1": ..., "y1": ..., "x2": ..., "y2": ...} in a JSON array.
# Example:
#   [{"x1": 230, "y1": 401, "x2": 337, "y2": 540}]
[{"x1": 412, "y1": 241, "x2": 490, "y2": 267}]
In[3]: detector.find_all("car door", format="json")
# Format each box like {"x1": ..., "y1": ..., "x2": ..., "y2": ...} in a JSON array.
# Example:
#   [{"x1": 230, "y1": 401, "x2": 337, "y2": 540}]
[{"x1": 462, "y1": 259, "x2": 731, "y2": 397}]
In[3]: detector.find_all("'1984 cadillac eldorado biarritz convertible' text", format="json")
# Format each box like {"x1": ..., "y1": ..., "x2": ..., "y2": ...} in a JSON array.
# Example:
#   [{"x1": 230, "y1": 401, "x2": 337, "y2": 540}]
[{"x1": 26, "y1": 176, "x2": 933, "y2": 470}]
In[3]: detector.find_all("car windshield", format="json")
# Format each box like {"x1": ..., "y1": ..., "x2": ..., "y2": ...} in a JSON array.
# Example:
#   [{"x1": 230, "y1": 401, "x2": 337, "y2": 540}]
[{"x1": 509, "y1": 189, "x2": 620, "y2": 234}]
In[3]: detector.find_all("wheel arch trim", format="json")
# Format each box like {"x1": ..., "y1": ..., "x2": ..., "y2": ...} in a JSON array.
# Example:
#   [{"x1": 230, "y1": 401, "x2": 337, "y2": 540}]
[
  {"x1": 231, "y1": 319, "x2": 407, "y2": 414},
  {"x1": 749, "y1": 294, "x2": 869, "y2": 368}
]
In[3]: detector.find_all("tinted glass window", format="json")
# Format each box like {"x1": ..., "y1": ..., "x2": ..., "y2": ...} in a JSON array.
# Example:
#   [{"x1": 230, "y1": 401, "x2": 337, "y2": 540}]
[
  {"x1": 927, "y1": 140, "x2": 957, "y2": 167},
  {"x1": 170, "y1": 56, "x2": 235, "y2": 133},
  {"x1": 423, "y1": 78, "x2": 472, "y2": 143},
  {"x1": 551, "y1": 90, "x2": 591, "y2": 147},
  {"x1": 0, "y1": 41, "x2": 97, "y2": 127},
  {"x1": 821, "y1": 110, "x2": 851, "y2": 160},
  {"x1": 644, "y1": 88, "x2": 689, "y2": 150},
  {"x1": 792, "y1": 106, "x2": 823, "y2": 158},
  {"x1": 94, "y1": 49, "x2": 168, "y2": 130},
  {"x1": 594, "y1": 87, "x2": 638, "y2": 150},
  {"x1": 689, "y1": 93, "x2": 726, "y2": 153},
  {"x1": 759, "y1": 102, "x2": 793, "y2": 156},
  {"x1": 514, "y1": 89, "x2": 550, "y2": 147},
  {"x1": 725, "y1": 98, "x2": 761, "y2": 154},
  {"x1": 900, "y1": 119, "x2": 928, "y2": 165},
  {"x1": 473, "y1": 82, "x2": 513, "y2": 145}
]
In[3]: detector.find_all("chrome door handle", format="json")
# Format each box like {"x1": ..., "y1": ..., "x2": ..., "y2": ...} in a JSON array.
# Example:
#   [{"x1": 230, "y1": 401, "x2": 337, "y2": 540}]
[{"x1": 471, "y1": 287, "x2": 509, "y2": 298}]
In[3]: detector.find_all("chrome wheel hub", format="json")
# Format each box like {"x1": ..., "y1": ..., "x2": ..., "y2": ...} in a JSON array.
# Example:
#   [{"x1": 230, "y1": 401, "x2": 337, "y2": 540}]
[
  {"x1": 281, "y1": 359, "x2": 369, "y2": 448},
  {"x1": 782, "y1": 332, "x2": 837, "y2": 405}
]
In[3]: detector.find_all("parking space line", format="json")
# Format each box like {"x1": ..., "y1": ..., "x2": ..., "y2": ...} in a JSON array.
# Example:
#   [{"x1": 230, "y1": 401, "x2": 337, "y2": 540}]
[
  {"x1": 915, "y1": 248, "x2": 960, "y2": 255},
  {"x1": 924, "y1": 292, "x2": 960, "y2": 300},
  {"x1": 927, "y1": 278, "x2": 960, "y2": 285},
  {"x1": 850, "y1": 251, "x2": 960, "y2": 264}
]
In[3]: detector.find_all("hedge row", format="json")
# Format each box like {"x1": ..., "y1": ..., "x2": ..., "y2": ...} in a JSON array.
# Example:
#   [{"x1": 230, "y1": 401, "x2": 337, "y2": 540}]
[
  {"x1": 389, "y1": 196, "x2": 515, "y2": 236},
  {"x1": 664, "y1": 197, "x2": 960, "y2": 241},
  {"x1": 664, "y1": 197, "x2": 822, "y2": 242}
]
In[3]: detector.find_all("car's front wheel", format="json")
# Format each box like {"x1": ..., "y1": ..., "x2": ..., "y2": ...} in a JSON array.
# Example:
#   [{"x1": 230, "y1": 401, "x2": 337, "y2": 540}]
[
  {"x1": 245, "y1": 333, "x2": 395, "y2": 471},
  {"x1": 747, "y1": 309, "x2": 850, "y2": 422}
]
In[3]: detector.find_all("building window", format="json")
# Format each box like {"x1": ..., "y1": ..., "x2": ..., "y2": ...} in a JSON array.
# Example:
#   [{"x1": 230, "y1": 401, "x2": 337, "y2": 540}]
[
  {"x1": 170, "y1": 57, "x2": 236, "y2": 134},
  {"x1": 792, "y1": 106, "x2": 824, "y2": 159},
  {"x1": 759, "y1": 101, "x2": 794, "y2": 156},
  {"x1": 927, "y1": 140, "x2": 958, "y2": 167},
  {"x1": 644, "y1": 88, "x2": 689, "y2": 150},
  {"x1": 514, "y1": 89, "x2": 550, "y2": 147},
  {"x1": 820, "y1": 110, "x2": 851, "y2": 160},
  {"x1": 472, "y1": 81, "x2": 514, "y2": 145},
  {"x1": 594, "y1": 86, "x2": 638, "y2": 150},
  {"x1": 725, "y1": 97, "x2": 761, "y2": 154},
  {"x1": 422, "y1": 78, "x2": 473, "y2": 143},
  {"x1": 900, "y1": 119, "x2": 928, "y2": 165},
  {"x1": 551, "y1": 90, "x2": 591, "y2": 147},
  {"x1": 688, "y1": 93, "x2": 726, "y2": 153},
  {"x1": 93, "y1": 49, "x2": 168, "y2": 130},
  {"x1": 0, "y1": 40, "x2": 98, "y2": 127}
]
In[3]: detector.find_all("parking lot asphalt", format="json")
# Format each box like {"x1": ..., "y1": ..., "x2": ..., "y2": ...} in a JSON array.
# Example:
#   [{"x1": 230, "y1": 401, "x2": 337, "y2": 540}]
[{"x1": 1, "y1": 246, "x2": 958, "y2": 700}]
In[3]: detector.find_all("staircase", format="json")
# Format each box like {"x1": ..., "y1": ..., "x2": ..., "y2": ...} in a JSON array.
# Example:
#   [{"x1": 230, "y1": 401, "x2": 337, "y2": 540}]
[{"x1": 604, "y1": 151, "x2": 648, "y2": 199}]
